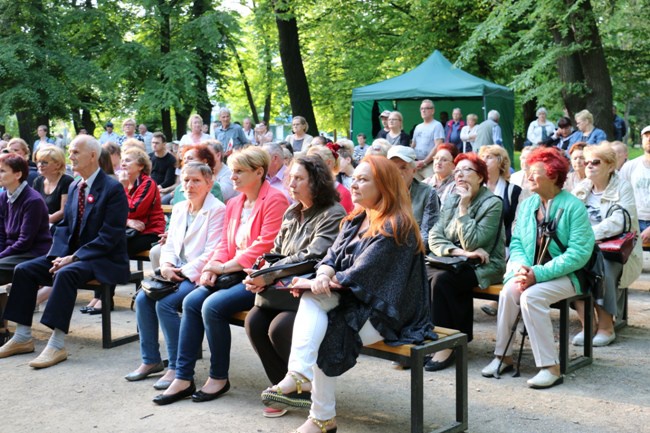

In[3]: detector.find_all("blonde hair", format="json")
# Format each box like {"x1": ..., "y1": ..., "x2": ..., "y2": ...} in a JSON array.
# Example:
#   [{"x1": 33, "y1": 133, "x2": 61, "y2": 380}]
[
  {"x1": 122, "y1": 147, "x2": 152, "y2": 175},
  {"x1": 228, "y1": 146, "x2": 270, "y2": 180},
  {"x1": 575, "y1": 110, "x2": 593, "y2": 125},
  {"x1": 35, "y1": 146, "x2": 66, "y2": 175},
  {"x1": 122, "y1": 118, "x2": 136, "y2": 127},
  {"x1": 121, "y1": 138, "x2": 145, "y2": 151},
  {"x1": 367, "y1": 139, "x2": 390, "y2": 157},
  {"x1": 336, "y1": 138, "x2": 355, "y2": 155},
  {"x1": 479, "y1": 145, "x2": 511, "y2": 180},
  {"x1": 7, "y1": 138, "x2": 30, "y2": 158},
  {"x1": 307, "y1": 145, "x2": 340, "y2": 173},
  {"x1": 584, "y1": 143, "x2": 617, "y2": 172}
]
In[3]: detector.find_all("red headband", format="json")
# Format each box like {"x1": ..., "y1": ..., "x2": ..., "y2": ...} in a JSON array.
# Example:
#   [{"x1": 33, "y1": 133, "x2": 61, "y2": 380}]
[{"x1": 326, "y1": 142, "x2": 341, "y2": 160}]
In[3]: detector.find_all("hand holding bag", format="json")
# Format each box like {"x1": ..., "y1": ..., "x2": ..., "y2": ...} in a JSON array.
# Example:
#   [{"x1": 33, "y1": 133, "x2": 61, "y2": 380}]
[
  {"x1": 141, "y1": 274, "x2": 180, "y2": 301},
  {"x1": 597, "y1": 205, "x2": 637, "y2": 264},
  {"x1": 250, "y1": 254, "x2": 318, "y2": 310}
]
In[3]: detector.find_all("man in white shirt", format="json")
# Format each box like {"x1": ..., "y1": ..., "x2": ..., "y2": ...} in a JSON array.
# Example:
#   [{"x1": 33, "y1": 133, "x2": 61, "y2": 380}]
[
  {"x1": 138, "y1": 124, "x2": 154, "y2": 153},
  {"x1": 263, "y1": 142, "x2": 292, "y2": 202},
  {"x1": 412, "y1": 99, "x2": 445, "y2": 180},
  {"x1": 98, "y1": 121, "x2": 120, "y2": 144},
  {"x1": 620, "y1": 125, "x2": 650, "y2": 243}
]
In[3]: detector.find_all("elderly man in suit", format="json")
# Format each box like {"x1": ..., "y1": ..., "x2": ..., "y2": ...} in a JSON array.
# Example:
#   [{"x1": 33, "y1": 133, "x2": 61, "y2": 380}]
[{"x1": 0, "y1": 135, "x2": 129, "y2": 368}]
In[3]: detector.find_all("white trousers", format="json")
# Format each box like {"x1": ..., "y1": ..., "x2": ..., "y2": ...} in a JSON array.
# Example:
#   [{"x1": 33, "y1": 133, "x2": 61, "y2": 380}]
[
  {"x1": 288, "y1": 291, "x2": 383, "y2": 420},
  {"x1": 149, "y1": 243, "x2": 162, "y2": 270},
  {"x1": 495, "y1": 276, "x2": 575, "y2": 367}
]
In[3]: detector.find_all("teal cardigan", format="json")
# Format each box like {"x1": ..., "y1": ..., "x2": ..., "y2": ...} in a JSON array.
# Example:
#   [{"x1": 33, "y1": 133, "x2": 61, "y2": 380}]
[
  {"x1": 429, "y1": 186, "x2": 505, "y2": 289},
  {"x1": 505, "y1": 190, "x2": 594, "y2": 294}
]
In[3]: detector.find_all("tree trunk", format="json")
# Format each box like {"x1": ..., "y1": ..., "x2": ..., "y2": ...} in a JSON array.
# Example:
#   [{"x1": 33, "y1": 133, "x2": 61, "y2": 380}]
[
  {"x1": 159, "y1": 0, "x2": 173, "y2": 140},
  {"x1": 193, "y1": 0, "x2": 213, "y2": 126},
  {"x1": 568, "y1": 0, "x2": 614, "y2": 138},
  {"x1": 275, "y1": 3, "x2": 318, "y2": 136},
  {"x1": 16, "y1": 111, "x2": 47, "y2": 153},
  {"x1": 175, "y1": 109, "x2": 189, "y2": 139},
  {"x1": 262, "y1": 40, "x2": 272, "y2": 124},
  {"x1": 81, "y1": 108, "x2": 96, "y2": 135},
  {"x1": 229, "y1": 43, "x2": 259, "y2": 124},
  {"x1": 551, "y1": 28, "x2": 587, "y2": 123}
]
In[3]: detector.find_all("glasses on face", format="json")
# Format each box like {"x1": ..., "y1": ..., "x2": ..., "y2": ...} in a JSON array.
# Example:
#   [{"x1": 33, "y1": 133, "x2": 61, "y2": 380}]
[
  {"x1": 420, "y1": 107, "x2": 434, "y2": 111},
  {"x1": 585, "y1": 159, "x2": 601, "y2": 166},
  {"x1": 388, "y1": 118, "x2": 401, "y2": 122},
  {"x1": 453, "y1": 167, "x2": 478, "y2": 177},
  {"x1": 37, "y1": 161, "x2": 49, "y2": 167}
]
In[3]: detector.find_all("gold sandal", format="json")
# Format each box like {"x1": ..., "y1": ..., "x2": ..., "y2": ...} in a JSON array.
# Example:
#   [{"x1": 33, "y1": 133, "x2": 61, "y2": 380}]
[
  {"x1": 291, "y1": 416, "x2": 337, "y2": 433},
  {"x1": 261, "y1": 372, "x2": 312, "y2": 409}
]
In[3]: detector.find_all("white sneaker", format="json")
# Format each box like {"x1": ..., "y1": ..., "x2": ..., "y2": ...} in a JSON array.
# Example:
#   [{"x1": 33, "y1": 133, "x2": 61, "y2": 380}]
[
  {"x1": 527, "y1": 368, "x2": 563, "y2": 389},
  {"x1": 592, "y1": 332, "x2": 615, "y2": 347},
  {"x1": 572, "y1": 331, "x2": 585, "y2": 346},
  {"x1": 481, "y1": 358, "x2": 513, "y2": 378}
]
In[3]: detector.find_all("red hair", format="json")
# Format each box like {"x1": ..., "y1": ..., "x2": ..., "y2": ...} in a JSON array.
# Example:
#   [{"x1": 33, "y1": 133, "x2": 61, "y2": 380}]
[
  {"x1": 183, "y1": 144, "x2": 216, "y2": 171},
  {"x1": 527, "y1": 147, "x2": 570, "y2": 187},
  {"x1": 454, "y1": 152, "x2": 488, "y2": 183},
  {"x1": 434, "y1": 143, "x2": 458, "y2": 160},
  {"x1": 345, "y1": 155, "x2": 424, "y2": 253}
]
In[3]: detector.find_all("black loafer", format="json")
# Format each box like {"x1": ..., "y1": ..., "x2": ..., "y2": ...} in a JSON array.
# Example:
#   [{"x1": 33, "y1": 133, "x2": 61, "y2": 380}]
[
  {"x1": 424, "y1": 352, "x2": 456, "y2": 372},
  {"x1": 79, "y1": 306, "x2": 93, "y2": 314},
  {"x1": 153, "y1": 381, "x2": 196, "y2": 406},
  {"x1": 191, "y1": 380, "x2": 230, "y2": 402}
]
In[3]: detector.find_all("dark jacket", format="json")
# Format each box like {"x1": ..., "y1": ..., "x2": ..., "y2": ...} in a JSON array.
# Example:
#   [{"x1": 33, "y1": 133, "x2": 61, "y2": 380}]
[
  {"x1": 0, "y1": 185, "x2": 51, "y2": 259},
  {"x1": 316, "y1": 212, "x2": 436, "y2": 376},
  {"x1": 50, "y1": 170, "x2": 130, "y2": 285}
]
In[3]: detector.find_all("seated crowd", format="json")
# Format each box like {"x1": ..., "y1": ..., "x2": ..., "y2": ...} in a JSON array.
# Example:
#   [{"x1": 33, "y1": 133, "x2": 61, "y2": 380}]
[{"x1": 0, "y1": 106, "x2": 647, "y2": 432}]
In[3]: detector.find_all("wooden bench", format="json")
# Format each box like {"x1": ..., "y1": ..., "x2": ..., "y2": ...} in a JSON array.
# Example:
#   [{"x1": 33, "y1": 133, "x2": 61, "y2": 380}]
[
  {"x1": 473, "y1": 284, "x2": 593, "y2": 374},
  {"x1": 229, "y1": 311, "x2": 468, "y2": 433},
  {"x1": 132, "y1": 204, "x2": 173, "y2": 271},
  {"x1": 80, "y1": 270, "x2": 144, "y2": 349}
]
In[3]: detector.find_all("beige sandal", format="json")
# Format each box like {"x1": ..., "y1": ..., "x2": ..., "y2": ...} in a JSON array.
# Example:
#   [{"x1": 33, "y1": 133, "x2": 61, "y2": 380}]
[{"x1": 291, "y1": 416, "x2": 337, "y2": 433}]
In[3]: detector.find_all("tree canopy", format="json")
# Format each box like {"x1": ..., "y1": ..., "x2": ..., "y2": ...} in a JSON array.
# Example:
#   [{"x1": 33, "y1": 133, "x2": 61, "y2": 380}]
[{"x1": 0, "y1": 0, "x2": 647, "y2": 144}]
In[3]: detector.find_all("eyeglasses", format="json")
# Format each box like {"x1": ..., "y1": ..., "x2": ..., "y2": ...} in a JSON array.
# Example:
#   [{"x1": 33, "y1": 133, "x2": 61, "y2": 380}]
[
  {"x1": 388, "y1": 118, "x2": 401, "y2": 122},
  {"x1": 37, "y1": 161, "x2": 49, "y2": 167},
  {"x1": 420, "y1": 107, "x2": 434, "y2": 111},
  {"x1": 453, "y1": 167, "x2": 478, "y2": 176},
  {"x1": 585, "y1": 159, "x2": 602, "y2": 166}
]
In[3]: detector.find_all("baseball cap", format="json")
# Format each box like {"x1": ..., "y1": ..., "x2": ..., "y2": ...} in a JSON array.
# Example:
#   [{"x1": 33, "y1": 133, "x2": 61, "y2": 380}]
[
  {"x1": 105, "y1": 121, "x2": 114, "y2": 128},
  {"x1": 642, "y1": 125, "x2": 650, "y2": 135},
  {"x1": 379, "y1": 110, "x2": 391, "y2": 118},
  {"x1": 387, "y1": 145, "x2": 417, "y2": 164}
]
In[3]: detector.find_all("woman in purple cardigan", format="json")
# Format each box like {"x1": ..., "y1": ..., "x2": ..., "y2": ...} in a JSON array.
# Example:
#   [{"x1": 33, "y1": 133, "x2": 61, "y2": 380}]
[{"x1": 0, "y1": 154, "x2": 52, "y2": 345}]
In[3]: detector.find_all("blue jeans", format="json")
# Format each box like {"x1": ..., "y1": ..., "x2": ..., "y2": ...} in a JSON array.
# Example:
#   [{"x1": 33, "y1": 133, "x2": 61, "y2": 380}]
[
  {"x1": 175, "y1": 283, "x2": 254, "y2": 381},
  {"x1": 135, "y1": 279, "x2": 196, "y2": 370},
  {"x1": 639, "y1": 220, "x2": 650, "y2": 233}
]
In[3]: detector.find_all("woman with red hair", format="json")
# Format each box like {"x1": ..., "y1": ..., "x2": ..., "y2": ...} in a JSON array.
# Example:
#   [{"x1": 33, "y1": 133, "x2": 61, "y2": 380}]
[
  {"x1": 426, "y1": 152, "x2": 506, "y2": 371},
  {"x1": 260, "y1": 155, "x2": 435, "y2": 433},
  {"x1": 482, "y1": 147, "x2": 594, "y2": 389},
  {"x1": 424, "y1": 143, "x2": 458, "y2": 206}
]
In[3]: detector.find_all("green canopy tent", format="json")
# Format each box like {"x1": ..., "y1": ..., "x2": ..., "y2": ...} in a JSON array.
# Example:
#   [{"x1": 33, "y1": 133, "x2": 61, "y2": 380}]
[{"x1": 351, "y1": 50, "x2": 515, "y2": 158}]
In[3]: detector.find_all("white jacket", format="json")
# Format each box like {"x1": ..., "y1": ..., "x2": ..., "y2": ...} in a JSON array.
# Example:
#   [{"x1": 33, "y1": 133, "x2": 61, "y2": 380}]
[
  {"x1": 572, "y1": 173, "x2": 642, "y2": 288},
  {"x1": 160, "y1": 194, "x2": 226, "y2": 283}
]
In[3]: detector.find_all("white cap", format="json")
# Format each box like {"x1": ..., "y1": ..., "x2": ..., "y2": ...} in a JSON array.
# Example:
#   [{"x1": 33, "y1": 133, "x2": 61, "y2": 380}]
[
  {"x1": 387, "y1": 145, "x2": 417, "y2": 164},
  {"x1": 641, "y1": 125, "x2": 650, "y2": 135}
]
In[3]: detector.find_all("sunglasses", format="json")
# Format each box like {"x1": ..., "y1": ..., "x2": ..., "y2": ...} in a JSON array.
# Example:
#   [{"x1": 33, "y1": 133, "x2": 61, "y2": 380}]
[{"x1": 585, "y1": 159, "x2": 601, "y2": 166}]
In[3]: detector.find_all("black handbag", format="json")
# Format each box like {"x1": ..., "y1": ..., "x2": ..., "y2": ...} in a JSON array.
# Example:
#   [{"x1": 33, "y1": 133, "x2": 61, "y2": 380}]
[
  {"x1": 141, "y1": 275, "x2": 179, "y2": 301},
  {"x1": 208, "y1": 271, "x2": 248, "y2": 292},
  {"x1": 425, "y1": 255, "x2": 481, "y2": 273},
  {"x1": 251, "y1": 254, "x2": 318, "y2": 310}
]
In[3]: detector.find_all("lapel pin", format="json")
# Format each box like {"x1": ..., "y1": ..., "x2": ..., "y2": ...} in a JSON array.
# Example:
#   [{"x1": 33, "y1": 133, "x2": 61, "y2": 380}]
[{"x1": 87, "y1": 194, "x2": 95, "y2": 203}]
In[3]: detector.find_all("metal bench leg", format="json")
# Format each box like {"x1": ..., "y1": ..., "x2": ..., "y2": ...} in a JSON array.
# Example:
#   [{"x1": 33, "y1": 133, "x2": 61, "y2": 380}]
[
  {"x1": 99, "y1": 283, "x2": 139, "y2": 349},
  {"x1": 561, "y1": 295, "x2": 593, "y2": 374},
  {"x1": 455, "y1": 336, "x2": 468, "y2": 431},
  {"x1": 411, "y1": 347, "x2": 425, "y2": 433}
]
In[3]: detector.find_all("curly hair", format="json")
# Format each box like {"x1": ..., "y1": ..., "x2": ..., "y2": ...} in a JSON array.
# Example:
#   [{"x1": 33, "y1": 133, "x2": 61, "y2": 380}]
[
  {"x1": 479, "y1": 145, "x2": 511, "y2": 181},
  {"x1": 294, "y1": 155, "x2": 340, "y2": 209},
  {"x1": 182, "y1": 144, "x2": 216, "y2": 172},
  {"x1": 454, "y1": 152, "x2": 488, "y2": 184}
]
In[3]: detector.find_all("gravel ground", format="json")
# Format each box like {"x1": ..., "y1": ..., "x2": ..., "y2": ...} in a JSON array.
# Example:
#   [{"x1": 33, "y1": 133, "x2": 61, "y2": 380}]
[{"x1": 2, "y1": 259, "x2": 650, "y2": 433}]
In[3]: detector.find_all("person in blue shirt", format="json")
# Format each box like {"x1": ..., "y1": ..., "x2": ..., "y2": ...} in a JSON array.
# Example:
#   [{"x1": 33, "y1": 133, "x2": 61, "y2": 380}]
[{"x1": 568, "y1": 109, "x2": 607, "y2": 146}]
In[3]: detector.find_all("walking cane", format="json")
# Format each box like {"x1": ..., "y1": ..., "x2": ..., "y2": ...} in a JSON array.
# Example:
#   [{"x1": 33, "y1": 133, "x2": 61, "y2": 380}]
[{"x1": 494, "y1": 311, "x2": 521, "y2": 379}]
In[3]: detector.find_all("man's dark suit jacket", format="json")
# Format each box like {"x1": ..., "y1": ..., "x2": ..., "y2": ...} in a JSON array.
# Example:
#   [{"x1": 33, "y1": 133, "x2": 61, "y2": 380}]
[{"x1": 49, "y1": 169, "x2": 130, "y2": 285}]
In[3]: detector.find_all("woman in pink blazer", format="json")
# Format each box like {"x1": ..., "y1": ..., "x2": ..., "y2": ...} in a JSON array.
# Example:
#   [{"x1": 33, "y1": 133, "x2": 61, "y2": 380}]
[{"x1": 153, "y1": 146, "x2": 289, "y2": 405}]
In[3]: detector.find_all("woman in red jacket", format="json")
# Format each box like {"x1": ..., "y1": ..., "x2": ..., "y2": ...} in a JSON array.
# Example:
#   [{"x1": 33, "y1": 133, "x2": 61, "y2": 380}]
[{"x1": 153, "y1": 146, "x2": 289, "y2": 405}]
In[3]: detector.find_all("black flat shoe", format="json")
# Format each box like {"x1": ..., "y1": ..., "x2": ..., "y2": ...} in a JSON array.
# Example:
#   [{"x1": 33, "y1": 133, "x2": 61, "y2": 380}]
[
  {"x1": 153, "y1": 381, "x2": 196, "y2": 406},
  {"x1": 424, "y1": 352, "x2": 455, "y2": 372},
  {"x1": 191, "y1": 380, "x2": 230, "y2": 402},
  {"x1": 79, "y1": 306, "x2": 93, "y2": 314}
]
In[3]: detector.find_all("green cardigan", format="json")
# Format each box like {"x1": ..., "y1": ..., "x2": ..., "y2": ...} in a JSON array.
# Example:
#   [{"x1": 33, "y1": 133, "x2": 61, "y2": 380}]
[
  {"x1": 429, "y1": 186, "x2": 505, "y2": 289},
  {"x1": 505, "y1": 190, "x2": 594, "y2": 294}
]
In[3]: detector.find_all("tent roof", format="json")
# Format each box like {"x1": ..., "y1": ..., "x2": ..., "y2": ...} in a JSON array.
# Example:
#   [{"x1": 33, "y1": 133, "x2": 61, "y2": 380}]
[{"x1": 351, "y1": 50, "x2": 512, "y2": 102}]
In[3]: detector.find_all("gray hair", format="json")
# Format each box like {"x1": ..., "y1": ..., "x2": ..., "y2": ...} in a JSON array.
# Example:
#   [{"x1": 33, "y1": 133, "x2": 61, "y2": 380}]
[
  {"x1": 263, "y1": 142, "x2": 284, "y2": 158},
  {"x1": 75, "y1": 134, "x2": 101, "y2": 155},
  {"x1": 422, "y1": 99, "x2": 435, "y2": 108},
  {"x1": 182, "y1": 161, "x2": 214, "y2": 183},
  {"x1": 488, "y1": 110, "x2": 500, "y2": 121},
  {"x1": 536, "y1": 107, "x2": 547, "y2": 116},
  {"x1": 218, "y1": 107, "x2": 231, "y2": 116}
]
